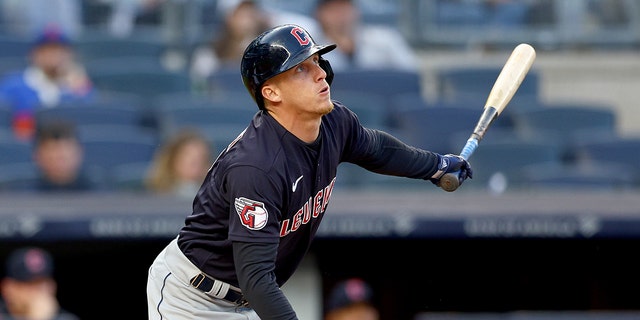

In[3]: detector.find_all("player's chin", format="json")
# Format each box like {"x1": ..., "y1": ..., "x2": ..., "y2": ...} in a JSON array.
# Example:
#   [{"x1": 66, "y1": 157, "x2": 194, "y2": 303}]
[{"x1": 319, "y1": 100, "x2": 334, "y2": 115}]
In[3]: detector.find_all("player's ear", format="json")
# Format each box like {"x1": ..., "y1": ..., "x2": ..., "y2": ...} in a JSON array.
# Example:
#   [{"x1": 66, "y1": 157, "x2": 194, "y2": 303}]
[{"x1": 261, "y1": 83, "x2": 282, "y2": 105}]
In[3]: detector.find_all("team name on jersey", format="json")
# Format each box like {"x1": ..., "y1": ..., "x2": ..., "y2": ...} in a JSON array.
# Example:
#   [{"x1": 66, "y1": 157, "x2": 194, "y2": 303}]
[{"x1": 280, "y1": 177, "x2": 336, "y2": 237}]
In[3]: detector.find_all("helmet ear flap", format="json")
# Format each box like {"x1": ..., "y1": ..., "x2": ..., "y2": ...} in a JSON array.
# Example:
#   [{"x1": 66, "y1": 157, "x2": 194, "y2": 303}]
[{"x1": 319, "y1": 57, "x2": 334, "y2": 86}]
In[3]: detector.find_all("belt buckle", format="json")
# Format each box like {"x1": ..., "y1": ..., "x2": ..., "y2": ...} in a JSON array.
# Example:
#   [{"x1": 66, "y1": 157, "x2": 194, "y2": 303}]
[{"x1": 190, "y1": 273, "x2": 207, "y2": 290}]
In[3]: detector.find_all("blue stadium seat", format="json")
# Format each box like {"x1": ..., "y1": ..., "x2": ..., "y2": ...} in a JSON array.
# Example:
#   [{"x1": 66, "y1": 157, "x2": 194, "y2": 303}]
[
  {"x1": 0, "y1": 139, "x2": 32, "y2": 165},
  {"x1": 91, "y1": 70, "x2": 192, "y2": 97},
  {"x1": 510, "y1": 103, "x2": 617, "y2": 160},
  {"x1": 435, "y1": 67, "x2": 540, "y2": 105},
  {"x1": 0, "y1": 36, "x2": 31, "y2": 59},
  {"x1": 464, "y1": 139, "x2": 563, "y2": 191},
  {"x1": 157, "y1": 105, "x2": 256, "y2": 140},
  {"x1": 331, "y1": 89, "x2": 389, "y2": 129},
  {"x1": 207, "y1": 68, "x2": 247, "y2": 95},
  {"x1": 75, "y1": 36, "x2": 166, "y2": 60},
  {"x1": 34, "y1": 103, "x2": 146, "y2": 128},
  {"x1": 80, "y1": 135, "x2": 157, "y2": 175},
  {"x1": 393, "y1": 106, "x2": 483, "y2": 154},
  {"x1": 0, "y1": 162, "x2": 39, "y2": 191},
  {"x1": 331, "y1": 69, "x2": 422, "y2": 97}
]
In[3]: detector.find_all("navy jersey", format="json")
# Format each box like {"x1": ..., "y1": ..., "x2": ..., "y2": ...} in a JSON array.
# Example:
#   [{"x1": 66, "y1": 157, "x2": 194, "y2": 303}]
[{"x1": 178, "y1": 101, "x2": 439, "y2": 287}]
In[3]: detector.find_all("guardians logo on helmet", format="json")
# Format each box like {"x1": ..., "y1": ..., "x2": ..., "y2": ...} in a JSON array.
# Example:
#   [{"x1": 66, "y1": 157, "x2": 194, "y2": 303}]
[{"x1": 241, "y1": 24, "x2": 336, "y2": 109}]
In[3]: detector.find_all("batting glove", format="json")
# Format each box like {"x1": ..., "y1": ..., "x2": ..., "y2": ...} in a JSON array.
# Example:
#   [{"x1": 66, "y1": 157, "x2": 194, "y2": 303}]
[{"x1": 429, "y1": 154, "x2": 473, "y2": 186}]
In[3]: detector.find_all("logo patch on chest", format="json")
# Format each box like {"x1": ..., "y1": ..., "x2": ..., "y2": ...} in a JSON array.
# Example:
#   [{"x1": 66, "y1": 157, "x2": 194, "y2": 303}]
[{"x1": 235, "y1": 197, "x2": 268, "y2": 230}]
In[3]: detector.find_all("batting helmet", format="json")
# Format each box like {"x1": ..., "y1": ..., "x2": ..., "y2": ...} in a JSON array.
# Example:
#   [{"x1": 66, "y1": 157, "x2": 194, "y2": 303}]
[{"x1": 241, "y1": 24, "x2": 336, "y2": 109}]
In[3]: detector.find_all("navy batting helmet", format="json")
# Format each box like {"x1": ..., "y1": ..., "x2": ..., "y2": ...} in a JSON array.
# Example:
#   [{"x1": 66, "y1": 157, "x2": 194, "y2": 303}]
[{"x1": 241, "y1": 24, "x2": 336, "y2": 109}]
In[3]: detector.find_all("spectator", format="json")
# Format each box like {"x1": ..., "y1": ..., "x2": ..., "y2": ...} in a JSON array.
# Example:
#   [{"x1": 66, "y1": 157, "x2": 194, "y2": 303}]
[
  {"x1": 324, "y1": 278, "x2": 379, "y2": 320},
  {"x1": 190, "y1": 0, "x2": 318, "y2": 90},
  {"x1": 32, "y1": 120, "x2": 97, "y2": 192},
  {"x1": 0, "y1": 26, "x2": 94, "y2": 141},
  {"x1": 145, "y1": 129, "x2": 213, "y2": 198},
  {"x1": 190, "y1": 0, "x2": 271, "y2": 88},
  {"x1": 0, "y1": 247, "x2": 79, "y2": 320},
  {"x1": 313, "y1": 0, "x2": 418, "y2": 72}
]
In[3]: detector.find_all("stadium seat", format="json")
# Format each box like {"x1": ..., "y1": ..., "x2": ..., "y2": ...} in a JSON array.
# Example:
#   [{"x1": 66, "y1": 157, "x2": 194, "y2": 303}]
[
  {"x1": 80, "y1": 135, "x2": 158, "y2": 175},
  {"x1": 37, "y1": 103, "x2": 143, "y2": 125},
  {"x1": 520, "y1": 162, "x2": 637, "y2": 191},
  {"x1": 0, "y1": 36, "x2": 31, "y2": 59},
  {"x1": 207, "y1": 68, "x2": 247, "y2": 95},
  {"x1": 510, "y1": 103, "x2": 617, "y2": 159},
  {"x1": 393, "y1": 106, "x2": 483, "y2": 154},
  {"x1": 571, "y1": 136, "x2": 640, "y2": 187},
  {"x1": 331, "y1": 89, "x2": 389, "y2": 129},
  {"x1": 331, "y1": 69, "x2": 422, "y2": 97},
  {"x1": 464, "y1": 139, "x2": 563, "y2": 191},
  {"x1": 0, "y1": 139, "x2": 32, "y2": 165},
  {"x1": 157, "y1": 105, "x2": 256, "y2": 140},
  {"x1": 0, "y1": 162, "x2": 39, "y2": 191},
  {"x1": 109, "y1": 161, "x2": 152, "y2": 192},
  {"x1": 91, "y1": 69, "x2": 192, "y2": 97},
  {"x1": 75, "y1": 36, "x2": 166, "y2": 60},
  {"x1": 435, "y1": 67, "x2": 540, "y2": 105}
]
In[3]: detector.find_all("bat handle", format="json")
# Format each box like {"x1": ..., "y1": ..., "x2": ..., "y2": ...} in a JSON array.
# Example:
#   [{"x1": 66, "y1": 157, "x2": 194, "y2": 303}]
[{"x1": 439, "y1": 138, "x2": 478, "y2": 192}]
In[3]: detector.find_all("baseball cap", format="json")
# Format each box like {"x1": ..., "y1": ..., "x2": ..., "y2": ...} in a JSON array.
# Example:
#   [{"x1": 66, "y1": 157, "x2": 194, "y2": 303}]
[
  {"x1": 325, "y1": 278, "x2": 374, "y2": 313},
  {"x1": 33, "y1": 25, "x2": 71, "y2": 47},
  {"x1": 5, "y1": 247, "x2": 54, "y2": 282}
]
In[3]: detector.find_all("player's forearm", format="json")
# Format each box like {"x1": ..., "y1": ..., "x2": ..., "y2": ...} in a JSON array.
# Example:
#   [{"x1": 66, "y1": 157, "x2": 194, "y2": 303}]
[
  {"x1": 233, "y1": 241, "x2": 298, "y2": 320},
  {"x1": 358, "y1": 129, "x2": 440, "y2": 179}
]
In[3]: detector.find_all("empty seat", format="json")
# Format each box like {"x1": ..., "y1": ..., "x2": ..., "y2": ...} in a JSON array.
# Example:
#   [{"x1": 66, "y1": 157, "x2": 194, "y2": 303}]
[
  {"x1": 331, "y1": 89, "x2": 389, "y2": 129},
  {"x1": 571, "y1": 136, "x2": 640, "y2": 187},
  {"x1": 0, "y1": 162, "x2": 39, "y2": 191},
  {"x1": 75, "y1": 36, "x2": 166, "y2": 60},
  {"x1": 510, "y1": 103, "x2": 617, "y2": 159},
  {"x1": 34, "y1": 103, "x2": 146, "y2": 129},
  {"x1": 158, "y1": 105, "x2": 256, "y2": 141},
  {"x1": 331, "y1": 69, "x2": 422, "y2": 97},
  {"x1": 207, "y1": 68, "x2": 247, "y2": 95},
  {"x1": 0, "y1": 139, "x2": 32, "y2": 165},
  {"x1": 436, "y1": 67, "x2": 540, "y2": 105},
  {"x1": 394, "y1": 106, "x2": 483, "y2": 154},
  {"x1": 81, "y1": 136, "x2": 158, "y2": 174},
  {"x1": 91, "y1": 70, "x2": 192, "y2": 97},
  {"x1": 520, "y1": 162, "x2": 637, "y2": 191},
  {"x1": 465, "y1": 139, "x2": 563, "y2": 191}
]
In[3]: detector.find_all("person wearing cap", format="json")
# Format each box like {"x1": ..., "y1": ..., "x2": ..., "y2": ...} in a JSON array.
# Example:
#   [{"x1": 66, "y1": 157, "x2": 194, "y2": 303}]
[
  {"x1": 147, "y1": 23, "x2": 471, "y2": 320},
  {"x1": 0, "y1": 247, "x2": 79, "y2": 320},
  {"x1": 324, "y1": 278, "x2": 379, "y2": 320},
  {"x1": 0, "y1": 25, "x2": 94, "y2": 141}
]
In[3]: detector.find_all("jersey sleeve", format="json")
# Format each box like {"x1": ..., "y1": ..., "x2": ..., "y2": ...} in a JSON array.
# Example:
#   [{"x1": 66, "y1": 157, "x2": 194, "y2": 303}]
[
  {"x1": 336, "y1": 103, "x2": 441, "y2": 180},
  {"x1": 225, "y1": 165, "x2": 284, "y2": 244}
]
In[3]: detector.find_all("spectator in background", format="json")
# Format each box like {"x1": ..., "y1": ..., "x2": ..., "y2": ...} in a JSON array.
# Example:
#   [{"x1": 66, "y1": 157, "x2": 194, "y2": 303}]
[
  {"x1": 145, "y1": 129, "x2": 213, "y2": 199},
  {"x1": 32, "y1": 120, "x2": 96, "y2": 192},
  {"x1": 0, "y1": 247, "x2": 79, "y2": 320},
  {"x1": 190, "y1": 0, "x2": 271, "y2": 89},
  {"x1": 324, "y1": 278, "x2": 379, "y2": 320},
  {"x1": 190, "y1": 0, "x2": 319, "y2": 91},
  {"x1": 0, "y1": 26, "x2": 94, "y2": 141},
  {"x1": 313, "y1": 0, "x2": 418, "y2": 72}
]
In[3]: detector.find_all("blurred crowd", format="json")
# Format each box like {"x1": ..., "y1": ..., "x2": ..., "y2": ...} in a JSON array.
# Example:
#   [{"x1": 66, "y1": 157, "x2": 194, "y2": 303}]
[
  {"x1": 0, "y1": 1, "x2": 638, "y2": 320},
  {"x1": 0, "y1": 0, "x2": 637, "y2": 197}
]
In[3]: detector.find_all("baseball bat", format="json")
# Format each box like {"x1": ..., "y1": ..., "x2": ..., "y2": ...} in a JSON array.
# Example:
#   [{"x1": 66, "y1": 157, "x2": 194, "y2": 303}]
[{"x1": 440, "y1": 43, "x2": 536, "y2": 192}]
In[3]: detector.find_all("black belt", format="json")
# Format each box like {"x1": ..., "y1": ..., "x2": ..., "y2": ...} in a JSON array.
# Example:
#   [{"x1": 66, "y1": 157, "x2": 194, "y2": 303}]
[{"x1": 190, "y1": 273, "x2": 248, "y2": 306}]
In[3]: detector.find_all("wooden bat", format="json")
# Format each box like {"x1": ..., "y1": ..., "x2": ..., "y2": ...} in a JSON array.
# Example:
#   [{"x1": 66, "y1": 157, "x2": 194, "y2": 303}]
[{"x1": 440, "y1": 43, "x2": 537, "y2": 192}]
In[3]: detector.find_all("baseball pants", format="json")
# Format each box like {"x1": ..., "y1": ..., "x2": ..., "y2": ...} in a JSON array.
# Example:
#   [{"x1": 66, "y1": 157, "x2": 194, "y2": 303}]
[{"x1": 146, "y1": 237, "x2": 260, "y2": 320}]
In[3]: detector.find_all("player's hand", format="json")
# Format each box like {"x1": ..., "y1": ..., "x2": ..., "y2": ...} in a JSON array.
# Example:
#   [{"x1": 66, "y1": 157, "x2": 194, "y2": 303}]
[{"x1": 429, "y1": 154, "x2": 473, "y2": 186}]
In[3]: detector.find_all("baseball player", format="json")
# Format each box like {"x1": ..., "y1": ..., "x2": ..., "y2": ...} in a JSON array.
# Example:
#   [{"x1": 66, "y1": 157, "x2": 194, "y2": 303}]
[{"x1": 146, "y1": 24, "x2": 472, "y2": 320}]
